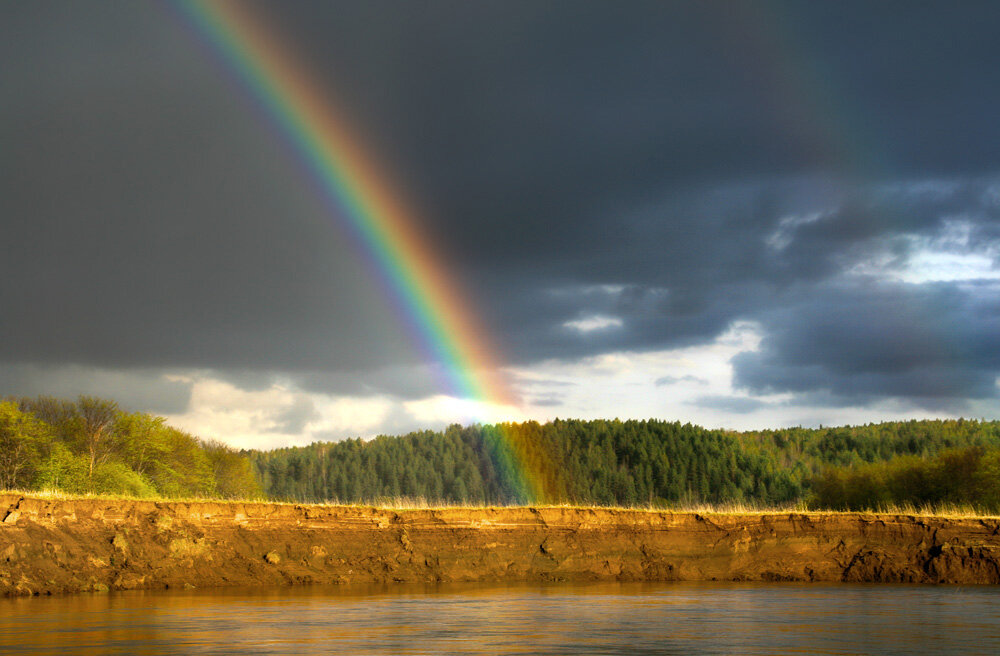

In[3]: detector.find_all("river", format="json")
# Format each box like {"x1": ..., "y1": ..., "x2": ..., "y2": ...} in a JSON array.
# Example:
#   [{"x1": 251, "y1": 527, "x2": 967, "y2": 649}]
[{"x1": 1, "y1": 582, "x2": 998, "y2": 654}]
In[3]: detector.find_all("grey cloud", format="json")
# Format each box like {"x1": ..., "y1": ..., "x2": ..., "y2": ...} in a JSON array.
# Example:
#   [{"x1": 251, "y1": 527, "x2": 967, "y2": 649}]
[
  {"x1": 1, "y1": 3, "x2": 423, "y2": 379},
  {"x1": 692, "y1": 395, "x2": 770, "y2": 414},
  {"x1": 527, "y1": 396, "x2": 565, "y2": 408},
  {"x1": 268, "y1": 397, "x2": 320, "y2": 434},
  {"x1": 655, "y1": 375, "x2": 709, "y2": 387},
  {"x1": 475, "y1": 176, "x2": 1000, "y2": 369},
  {"x1": 4, "y1": 1, "x2": 1000, "y2": 418},
  {"x1": 292, "y1": 365, "x2": 448, "y2": 400},
  {"x1": 207, "y1": 370, "x2": 280, "y2": 394},
  {"x1": 509, "y1": 375, "x2": 577, "y2": 389},
  {"x1": 0, "y1": 364, "x2": 192, "y2": 415},
  {"x1": 732, "y1": 281, "x2": 1000, "y2": 408}
]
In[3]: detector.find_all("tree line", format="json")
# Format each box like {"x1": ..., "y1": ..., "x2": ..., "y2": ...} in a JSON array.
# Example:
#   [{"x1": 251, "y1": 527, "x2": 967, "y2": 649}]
[
  {"x1": 809, "y1": 445, "x2": 1000, "y2": 511},
  {"x1": 6, "y1": 394, "x2": 1000, "y2": 510},
  {"x1": 249, "y1": 418, "x2": 1000, "y2": 508},
  {"x1": 0, "y1": 396, "x2": 259, "y2": 498}
]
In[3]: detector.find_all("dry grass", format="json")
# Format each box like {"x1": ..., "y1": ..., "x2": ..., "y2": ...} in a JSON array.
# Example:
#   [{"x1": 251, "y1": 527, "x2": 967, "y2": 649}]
[
  {"x1": 0, "y1": 487, "x2": 268, "y2": 505},
  {"x1": 853, "y1": 501, "x2": 1000, "y2": 520},
  {"x1": 3, "y1": 488, "x2": 998, "y2": 518}
]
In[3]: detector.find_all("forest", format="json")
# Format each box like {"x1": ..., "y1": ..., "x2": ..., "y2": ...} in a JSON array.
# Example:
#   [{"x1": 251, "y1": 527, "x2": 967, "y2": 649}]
[
  {"x1": 0, "y1": 396, "x2": 259, "y2": 498},
  {"x1": 809, "y1": 445, "x2": 1000, "y2": 511},
  {"x1": 250, "y1": 417, "x2": 1000, "y2": 510},
  {"x1": 5, "y1": 394, "x2": 1000, "y2": 511}
]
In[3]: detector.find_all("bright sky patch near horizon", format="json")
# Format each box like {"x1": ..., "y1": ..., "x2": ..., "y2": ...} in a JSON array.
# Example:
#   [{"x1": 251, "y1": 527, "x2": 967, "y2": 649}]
[{"x1": 3, "y1": 1, "x2": 1000, "y2": 449}]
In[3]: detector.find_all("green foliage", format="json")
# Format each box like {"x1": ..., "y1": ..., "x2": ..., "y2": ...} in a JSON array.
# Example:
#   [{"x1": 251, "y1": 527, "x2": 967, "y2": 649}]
[
  {"x1": 8, "y1": 394, "x2": 998, "y2": 511},
  {"x1": 148, "y1": 427, "x2": 216, "y2": 498},
  {"x1": 204, "y1": 440, "x2": 262, "y2": 499},
  {"x1": 75, "y1": 396, "x2": 122, "y2": 477},
  {"x1": 0, "y1": 401, "x2": 50, "y2": 489},
  {"x1": 249, "y1": 418, "x2": 1000, "y2": 508},
  {"x1": 33, "y1": 442, "x2": 90, "y2": 493},
  {"x1": 809, "y1": 445, "x2": 1000, "y2": 512},
  {"x1": 2, "y1": 395, "x2": 263, "y2": 500},
  {"x1": 116, "y1": 411, "x2": 169, "y2": 476},
  {"x1": 90, "y1": 461, "x2": 158, "y2": 497}
]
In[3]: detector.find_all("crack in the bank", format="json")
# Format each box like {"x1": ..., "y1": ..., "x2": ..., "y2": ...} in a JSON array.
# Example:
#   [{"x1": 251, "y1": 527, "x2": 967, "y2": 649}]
[{"x1": 1, "y1": 496, "x2": 24, "y2": 524}]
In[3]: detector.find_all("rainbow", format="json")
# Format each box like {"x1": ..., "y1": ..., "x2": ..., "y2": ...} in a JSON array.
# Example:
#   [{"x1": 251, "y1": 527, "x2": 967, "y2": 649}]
[{"x1": 171, "y1": 0, "x2": 556, "y2": 502}]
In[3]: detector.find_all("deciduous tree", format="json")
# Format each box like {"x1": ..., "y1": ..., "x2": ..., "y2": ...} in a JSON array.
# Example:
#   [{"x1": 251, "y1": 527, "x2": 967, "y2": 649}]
[{"x1": 0, "y1": 401, "x2": 49, "y2": 489}]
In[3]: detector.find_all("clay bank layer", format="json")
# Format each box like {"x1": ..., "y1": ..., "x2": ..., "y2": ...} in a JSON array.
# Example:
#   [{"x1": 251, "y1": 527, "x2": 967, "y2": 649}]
[{"x1": 3, "y1": 493, "x2": 1000, "y2": 596}]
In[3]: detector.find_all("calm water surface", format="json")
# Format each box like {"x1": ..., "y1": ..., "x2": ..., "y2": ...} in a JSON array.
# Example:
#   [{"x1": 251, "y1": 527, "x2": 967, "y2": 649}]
[{"x1": 1, "y1": 582, "x2": 998, "y2": 655}]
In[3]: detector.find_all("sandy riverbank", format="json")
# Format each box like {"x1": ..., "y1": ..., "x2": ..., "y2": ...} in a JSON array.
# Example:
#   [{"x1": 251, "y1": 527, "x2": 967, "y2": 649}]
[{"x1": 3, "y1": 493, "x2": 1000, "y2": 596}]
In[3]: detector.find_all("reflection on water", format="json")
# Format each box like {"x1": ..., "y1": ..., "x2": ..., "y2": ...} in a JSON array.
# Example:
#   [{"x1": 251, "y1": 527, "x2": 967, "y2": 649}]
[{"x1": 1, "y1": 581, "x2": 999, "y2": 655}]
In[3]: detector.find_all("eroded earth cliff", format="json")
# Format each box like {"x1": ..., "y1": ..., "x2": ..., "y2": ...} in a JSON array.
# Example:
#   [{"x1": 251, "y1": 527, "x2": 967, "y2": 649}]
[{"x1": 3, "y1": 493, "x2": 1000, "y2": 596}]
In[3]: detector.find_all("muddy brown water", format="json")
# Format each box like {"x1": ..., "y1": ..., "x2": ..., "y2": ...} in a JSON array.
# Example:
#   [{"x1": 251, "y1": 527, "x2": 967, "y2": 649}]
[{"x1": 1, "y1": 582, "x2": 999, "y2": 654}]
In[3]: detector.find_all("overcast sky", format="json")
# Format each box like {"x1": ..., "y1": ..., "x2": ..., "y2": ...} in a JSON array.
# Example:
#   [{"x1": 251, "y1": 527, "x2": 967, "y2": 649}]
[{"x1": 3, "y1": 1, "x2": 1000, "y2": 449}]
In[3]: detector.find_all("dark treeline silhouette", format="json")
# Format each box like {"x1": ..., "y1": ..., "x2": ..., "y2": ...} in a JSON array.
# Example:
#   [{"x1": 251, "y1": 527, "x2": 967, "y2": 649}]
[
  {"x1": 0, "y1": 396, "x2": 260, "y2": 498},
  {"x1": 249, "y1": 418, "x2": 1000, "y2": 508}
]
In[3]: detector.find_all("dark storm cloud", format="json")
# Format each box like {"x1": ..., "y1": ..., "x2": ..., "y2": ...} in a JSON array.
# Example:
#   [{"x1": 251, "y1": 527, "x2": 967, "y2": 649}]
[
  {"x1": 3, "y1": 1, "x2": 1000, "y2": 411},
  {"x1": 0, "y1": 364, "x2": 191, "y2": 415},
  {"x1": 732, "y1": 281, "x2": 1000, "y2": 408},
  {"x1": 1, "y1": 2, "x2": 421, "y2": 379},
  {"x1": 253, "y1": 0, "x2": 1000, "y2": 274},
  {"x1": 479, "y1": 176, "x2": 1000, "y2": 365}
]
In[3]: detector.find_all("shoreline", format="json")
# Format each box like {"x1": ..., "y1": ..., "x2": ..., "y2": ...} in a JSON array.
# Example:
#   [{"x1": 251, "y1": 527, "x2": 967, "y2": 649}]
[{"x1": 4, "y1": 493, "x2": 1000, "y2": 596}]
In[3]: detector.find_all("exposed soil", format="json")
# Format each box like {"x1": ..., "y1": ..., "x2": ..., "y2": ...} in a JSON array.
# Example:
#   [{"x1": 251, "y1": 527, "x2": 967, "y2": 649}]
[{"x1": 3, "y1": 493, "x2": 1000, "y2": 596}]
